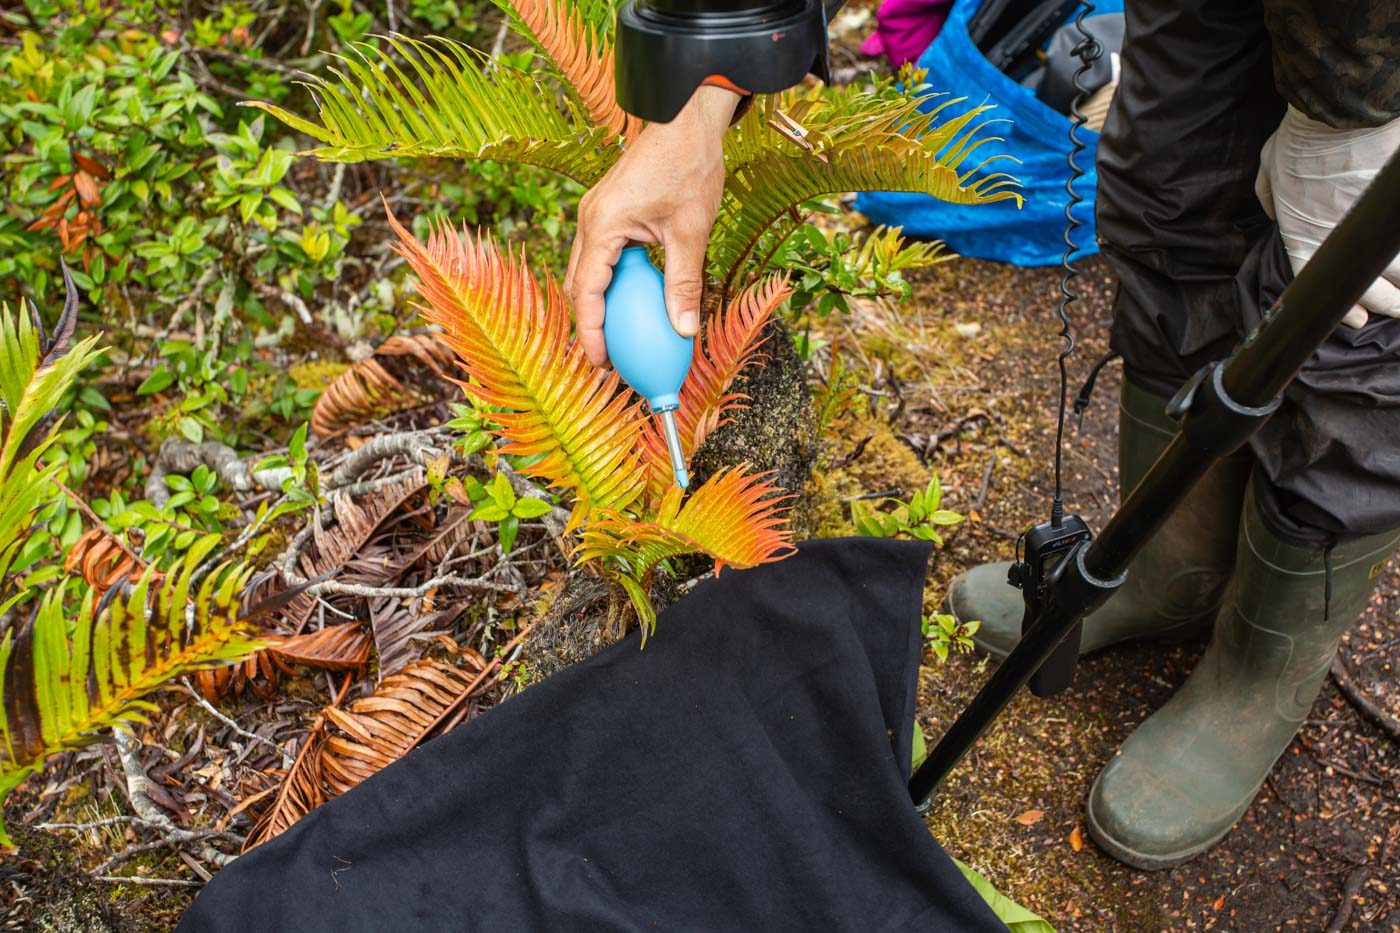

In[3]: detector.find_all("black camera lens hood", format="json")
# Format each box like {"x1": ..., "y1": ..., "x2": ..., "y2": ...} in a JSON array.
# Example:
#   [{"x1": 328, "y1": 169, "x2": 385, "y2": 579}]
[{"x1": 615, "y1": 0, "x2": 830, "y2": 123}]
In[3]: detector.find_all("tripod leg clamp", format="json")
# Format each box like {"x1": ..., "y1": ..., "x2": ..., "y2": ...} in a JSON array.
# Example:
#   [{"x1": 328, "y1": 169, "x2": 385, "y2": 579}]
[
  {"x1": 1047, "y1": 541, "x2": 1128, "y2": 620},
  {"x1": 1165, "y1": 360, "x2": 1282, "y2": 459}
]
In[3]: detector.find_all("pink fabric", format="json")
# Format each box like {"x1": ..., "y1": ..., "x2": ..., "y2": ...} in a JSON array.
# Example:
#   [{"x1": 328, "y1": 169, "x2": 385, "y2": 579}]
[{"x1": 859, "y1": 0, "x2": 952, "y2": 67}]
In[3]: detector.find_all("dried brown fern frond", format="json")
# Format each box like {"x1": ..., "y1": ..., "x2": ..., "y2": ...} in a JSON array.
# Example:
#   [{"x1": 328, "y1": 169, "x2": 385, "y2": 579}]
[
  {"x1": 275, "y1": 475, "x2": 428, "y2": 632},
  {"x1": 243, "y1": 722, "x2": 328, "y2": 852},
  {"x1": 63, "y1": 527, "x2": 153, "y2": 594},
  {"x1": 310, "y1": 334, "x2": 457, "y2": 437},
  {"x1": 319, "y1": 658, "x2": 488, "y2": 796}
]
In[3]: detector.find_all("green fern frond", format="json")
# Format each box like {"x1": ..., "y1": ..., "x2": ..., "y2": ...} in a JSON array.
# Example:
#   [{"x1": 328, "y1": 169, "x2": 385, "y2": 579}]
[
  {"x1": 0, "y1": 537, "x2": 262, "y2": 850},
  {"x1": 713, "y1": 93, "x2": 1022, "y2": 289},
  {"x1": 0, "y1": 289, "x2": 103, "y2": 595},
  {"x1": 244, "y1": 36, "x2": 620, "y2": 185}
]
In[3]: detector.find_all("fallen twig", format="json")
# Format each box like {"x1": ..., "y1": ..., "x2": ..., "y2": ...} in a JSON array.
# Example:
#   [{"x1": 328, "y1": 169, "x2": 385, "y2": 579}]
[
  {"x1": 94, "y1": 875, "x2": 205, "y2": 887},
  {"x1": 1330, "y1": 655, "x2": 1400, "y2": 742},
  {"x1": 1325, "y1": 865, "x2": 1369, "y2": 933},
  {"x1": 975, "y1": 458, "x2": 996, "y2": 514},
  {"x1": 110, "y1": 726, "x2": 239, "y2": 871},
  {"x1": 307, "y1": 574, "x2": 525, "y2": 600}
]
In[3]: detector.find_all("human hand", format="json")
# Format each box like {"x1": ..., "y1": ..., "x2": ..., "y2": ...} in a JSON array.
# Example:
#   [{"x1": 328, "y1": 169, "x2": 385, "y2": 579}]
[
  {"x1": 1256, "y1": 106, "x2": 1400, "y2": 329},
  {"x1": 566, "y1": 85, "x2": 741, "y2": 367}
]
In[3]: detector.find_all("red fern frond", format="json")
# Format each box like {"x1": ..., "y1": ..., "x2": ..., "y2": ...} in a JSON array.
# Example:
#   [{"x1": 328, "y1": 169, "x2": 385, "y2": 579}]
[
  {"x1": 505, "y1": 0, "x2": 640, "y2": 140},
  {"x1": 388, "y1": 208, "x2": 649, "y2": 525},
  {"x1": 576, "y1": 465, "x2": 795, "y2": 577}
]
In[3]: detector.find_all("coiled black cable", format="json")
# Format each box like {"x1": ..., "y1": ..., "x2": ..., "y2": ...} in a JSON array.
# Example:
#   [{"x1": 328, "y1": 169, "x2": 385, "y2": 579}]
[{"x1": 1050, "y1": 1, "x2": 1102, "y2": 528}]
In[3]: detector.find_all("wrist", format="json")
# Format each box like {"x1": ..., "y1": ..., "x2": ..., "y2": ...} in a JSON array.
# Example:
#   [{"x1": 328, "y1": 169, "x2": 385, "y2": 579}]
[{"x1": 680, "y1": 85, "x2": 743, "y2": 134}]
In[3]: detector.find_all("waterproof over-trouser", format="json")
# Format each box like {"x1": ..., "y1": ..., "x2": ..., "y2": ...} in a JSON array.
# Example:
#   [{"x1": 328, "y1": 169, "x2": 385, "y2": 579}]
[{"x1": 1097, "y1": 0, "x2": 1400, "y2": 545}]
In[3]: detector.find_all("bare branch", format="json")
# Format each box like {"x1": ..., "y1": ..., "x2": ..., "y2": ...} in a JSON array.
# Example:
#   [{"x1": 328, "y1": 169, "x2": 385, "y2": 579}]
[
  {"x1": 180, "y1": 679, "x2": 293, "y2": 769},
  {"x1": 110, "y1": 726, "x2": 239, "y2": 870},
  {"x1": 307, "y1": 574, "x2": 525, "y2": 599}
]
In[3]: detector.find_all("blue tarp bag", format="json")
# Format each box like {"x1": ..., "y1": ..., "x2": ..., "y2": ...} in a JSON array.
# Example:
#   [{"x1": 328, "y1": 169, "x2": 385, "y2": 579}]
[{"x1": 855, "y1": 0, "x2": 1122, "y2": 266}]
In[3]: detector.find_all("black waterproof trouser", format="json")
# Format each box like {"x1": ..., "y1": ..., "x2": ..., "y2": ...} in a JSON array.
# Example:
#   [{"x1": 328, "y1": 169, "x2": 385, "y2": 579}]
[{"x1": 1096, "y1": 0, "x2": 1400, "y2": 545}]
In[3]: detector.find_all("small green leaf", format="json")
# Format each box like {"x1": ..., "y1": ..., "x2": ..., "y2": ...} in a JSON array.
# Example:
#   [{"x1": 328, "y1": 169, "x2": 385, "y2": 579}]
[
  {"x1": 498, "y1": 514, "x2": 519, "y2": 554},
  {"x1": 469, "y1": 503, "x2": 509, "y2": 523},
  {"x1": 489, "y1": 471, "x2": 516, "y2": 509},
  {"x1": 178, "y1": 417, "x2": 204, "y2": 443},
  {"x1": 289, "y1": 422, "x2": 308, "y2": 463},
  {"x1": 137, "y1": 367, "x2": 175, "y2": 396},
  {"x1": 511, "y1": 498, "x2": 553, "y2": 519}
]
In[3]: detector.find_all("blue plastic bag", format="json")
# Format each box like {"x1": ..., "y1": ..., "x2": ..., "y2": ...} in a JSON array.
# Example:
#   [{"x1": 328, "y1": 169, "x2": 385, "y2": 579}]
[{"x1": 855, "y1": 0, "x2": 1123, "y2": 266}]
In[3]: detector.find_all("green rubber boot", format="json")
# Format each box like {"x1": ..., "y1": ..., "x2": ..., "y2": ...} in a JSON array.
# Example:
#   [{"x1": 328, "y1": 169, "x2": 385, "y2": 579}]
[
  {"x1": 1086, "y1": 489, "x2": 1399, "y2": 869},
  {"x1": 948, "y1": 378, "x2": 1251, "y2": 658}
]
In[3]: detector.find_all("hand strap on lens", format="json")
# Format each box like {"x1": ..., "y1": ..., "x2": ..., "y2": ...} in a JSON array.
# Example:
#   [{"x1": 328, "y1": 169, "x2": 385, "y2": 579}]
[{"x1": 614, "y1": 0, "x2": 836, "y2": 123}]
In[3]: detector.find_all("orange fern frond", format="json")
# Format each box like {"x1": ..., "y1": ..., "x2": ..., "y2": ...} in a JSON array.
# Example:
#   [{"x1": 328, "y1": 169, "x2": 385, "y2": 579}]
[
  {"x1": 640, "y1": 275, "x2": 791, "y2": 489},
  {"x1": 576, "y1": 465, "x2": 795, "y2": 578},
  {"x1": 387, "y1": 208, "x2": 648, "y2": 524},
  {"x1": 503, "y1": 0, "x2": 640, "y2": 140}
]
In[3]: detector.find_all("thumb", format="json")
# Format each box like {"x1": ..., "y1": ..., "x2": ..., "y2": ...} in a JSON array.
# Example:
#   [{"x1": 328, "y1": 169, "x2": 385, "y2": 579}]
[{"x1": 661, "y1": 228, "x2": 708, "y2": 338}]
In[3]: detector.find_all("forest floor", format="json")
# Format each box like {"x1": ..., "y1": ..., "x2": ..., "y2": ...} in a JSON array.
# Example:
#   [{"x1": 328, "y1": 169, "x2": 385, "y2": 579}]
[
  {"x1": 861, "y1": 255, "x2": 1400, "y2": 931},
  {"x1": 7, "y1": 249, "x2": 1398, "y2": 933}
]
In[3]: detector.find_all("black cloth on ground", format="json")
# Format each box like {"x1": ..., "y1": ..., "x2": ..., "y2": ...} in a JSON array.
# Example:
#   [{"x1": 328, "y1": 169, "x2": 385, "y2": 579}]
[{"x1": 179, "y1": 538, "x2": 1005, "y2": 932}]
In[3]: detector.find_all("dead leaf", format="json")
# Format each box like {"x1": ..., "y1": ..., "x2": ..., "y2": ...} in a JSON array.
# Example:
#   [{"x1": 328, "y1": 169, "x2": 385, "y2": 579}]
[
  {"x1": 72, "y1": 171, "x2": 101, "y2": 207},
  {"x1": 310, "y1": 333, "x2": 456, "y2": 437},
  {"x1": 267, "y1": 623, "x2": 372, "y2": 671},
  {"x1": 243, "y1": 724, "x2": 329, "y2": 851},
  {"x1": 1069, "y1": 825, "x2": 1083, "y2": 851},
  {"x1": 1013, "y1": 808, "x2": 1044, "y2": 827},
  {"x1": 319, "y1": 659, "x2": 488, "y2": 796},
  {"x1": 273, "y1": 475, "x2": 429, "y2": 632}
]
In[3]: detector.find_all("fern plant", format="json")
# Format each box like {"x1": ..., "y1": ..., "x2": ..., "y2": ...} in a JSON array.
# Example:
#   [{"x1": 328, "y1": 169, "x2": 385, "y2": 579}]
[
  {"x1": 250, "y1": 0, "x2": 1020, "y2": 624},
  {"x1": 247, "y1": 0, "x2": 1021, "y2": 298},
  {"x1": 0, "y1": 271, "x2": 103, "y2": 613},
  {"x1": 391, "y1": 212, "x2": 795, "y2": 624},
  {"x1": 0, "y1": 541, "x2": 262, "y2": 849},
  {"x1": 0, "y1": 286, "x2": 264, "y2": 850}
]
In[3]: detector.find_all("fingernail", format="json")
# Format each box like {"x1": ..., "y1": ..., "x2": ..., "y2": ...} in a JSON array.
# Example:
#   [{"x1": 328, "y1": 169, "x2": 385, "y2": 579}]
[{"x1": 679, "y1": 311, "x2": 699, "y2": 335}]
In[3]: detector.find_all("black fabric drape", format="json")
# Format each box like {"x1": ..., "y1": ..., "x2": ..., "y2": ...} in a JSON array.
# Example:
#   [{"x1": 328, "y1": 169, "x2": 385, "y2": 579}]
[{"x1": 180, "y1": 538, "x2": 1004, "y2": 932}]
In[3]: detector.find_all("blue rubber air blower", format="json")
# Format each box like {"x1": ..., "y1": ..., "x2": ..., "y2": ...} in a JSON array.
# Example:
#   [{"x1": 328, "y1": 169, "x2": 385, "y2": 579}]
[{"x1": 603, "y1": 245, "x2": 694, "y2": 489}]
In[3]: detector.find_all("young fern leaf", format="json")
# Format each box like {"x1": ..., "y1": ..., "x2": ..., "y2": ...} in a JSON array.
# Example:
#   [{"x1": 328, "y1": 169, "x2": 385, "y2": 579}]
[
  {"x1": 244, "y1": 36, "x2": 620, "y2": 185},
  {"x1": 575, "y1": 467, "x2": 795, "y2": 628},
  {"x1": 639, "y1": 275, "x2": 791, "y2": 492},
  {"x1": 0, "y1": 538, "x2": 262, "y2": 850},
  {"x1": 494, "y1": 0, "x2": 639, "y2": 139},
  {"x1": 387, "y1": 209, "x2": 649, "y2": 526},
  {"x1": 0, "y1": 275, "x2": 103, "y2": 607},
  {"x1": 713, "y1": 95, "x2": 1023, "y2": 288}
]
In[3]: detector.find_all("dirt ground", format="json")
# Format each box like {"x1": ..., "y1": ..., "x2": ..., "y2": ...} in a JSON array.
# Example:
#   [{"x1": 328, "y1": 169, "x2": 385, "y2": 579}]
[{"x1": 863, "y1": 255, "x2": 1400, "y2": 930}]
